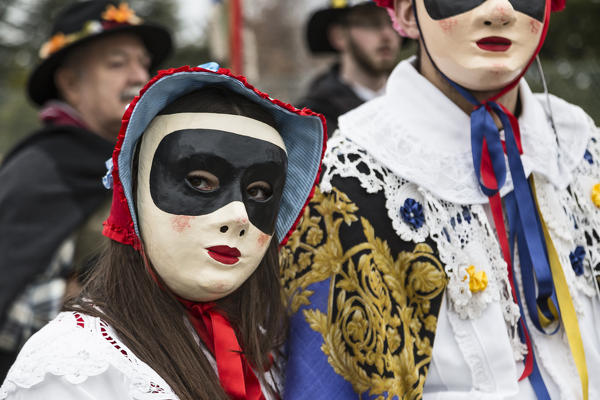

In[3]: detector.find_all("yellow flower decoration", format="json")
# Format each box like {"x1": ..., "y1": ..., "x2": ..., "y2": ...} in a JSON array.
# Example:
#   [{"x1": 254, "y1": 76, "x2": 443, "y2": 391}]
[
  {"x1": 591, "y1": 183, "x2": 600, "y2": 208},
  {"x1": 102, "y1": 3, "x2": 141, "y2": 24},
  {"x1": 465, "y1": 265, "x2": 488, "y2": 293},
  {"x1": 39, "y1": 33, "x2": 68, "y2": 59}
]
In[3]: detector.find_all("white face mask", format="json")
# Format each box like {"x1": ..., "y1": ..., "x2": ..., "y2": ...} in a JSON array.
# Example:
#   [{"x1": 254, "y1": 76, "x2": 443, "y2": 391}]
[
  {"x1": 415, "y1": 0, "x2": 546, "y2": 91},
  {"x1": 136, "y1": 113, "x2": 287, "y2": 302}
]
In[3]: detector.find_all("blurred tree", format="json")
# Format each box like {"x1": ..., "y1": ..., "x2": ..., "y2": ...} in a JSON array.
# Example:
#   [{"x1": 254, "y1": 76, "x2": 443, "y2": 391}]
[
  {"x1": 542, "y1": 0, "x2": 600, "y2": 60},
  {"x1": 527, "y1": 0, "x2": 600, "y2": 124},
  {"x1": 169, "y1": 44, "x2": 211, "y2": 68}
]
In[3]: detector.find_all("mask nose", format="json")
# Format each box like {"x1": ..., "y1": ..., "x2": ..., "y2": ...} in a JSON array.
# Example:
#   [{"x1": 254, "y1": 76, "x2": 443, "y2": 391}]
[
  {"x1": 479, "y1": 0, "x2": 517, "y2": 27},
  {"x1": 218, "y1": 201, "x2": 250, "y2": 238}
]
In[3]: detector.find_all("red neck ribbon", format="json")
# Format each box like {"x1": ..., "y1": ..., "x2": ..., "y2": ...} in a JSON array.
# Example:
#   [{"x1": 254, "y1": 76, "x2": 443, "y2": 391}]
[
  {"x1": 179, "y1": 300, "x2": 265, "y2": 400},
  {"x1": 139, "y1": 248, "x2": 264, "y2": 399}
]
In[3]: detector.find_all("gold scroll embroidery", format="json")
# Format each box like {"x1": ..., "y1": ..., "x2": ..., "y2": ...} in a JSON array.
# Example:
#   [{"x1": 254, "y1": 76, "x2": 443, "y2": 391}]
[{"x1": 281, "y1": 187, "x2": 447, "y2": 399}]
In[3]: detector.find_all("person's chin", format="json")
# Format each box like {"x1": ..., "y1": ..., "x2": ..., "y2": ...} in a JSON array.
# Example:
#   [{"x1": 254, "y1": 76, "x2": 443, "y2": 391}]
[
  {"x1": 456, "y1": 70, "x2": 518, "y2": 92},
  {"x1": 178, "y1": 284, "x2": 237, "y2": 302},
  {"x1": 200, "y1": 273, "x2": 243, "y2": 299}
]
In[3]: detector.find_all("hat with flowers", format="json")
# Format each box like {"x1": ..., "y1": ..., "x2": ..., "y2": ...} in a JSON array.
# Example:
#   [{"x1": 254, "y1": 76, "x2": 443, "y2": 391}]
[{"x1": 27, "y1": 0, "x2": 172, "y2": 106}]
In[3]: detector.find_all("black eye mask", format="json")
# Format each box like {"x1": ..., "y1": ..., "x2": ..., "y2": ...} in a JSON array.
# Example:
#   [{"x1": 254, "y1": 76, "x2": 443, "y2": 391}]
[
  {"x1": 149, "y1": 129, "x2": 287, "y2": 235},
  {"x1": 423, "y1": 0, "x2": 546, "y2": 22}
]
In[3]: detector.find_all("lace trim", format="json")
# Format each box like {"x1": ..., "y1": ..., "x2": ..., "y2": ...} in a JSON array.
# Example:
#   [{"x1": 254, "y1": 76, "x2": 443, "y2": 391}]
[
  {"x1": 535, "y1": 173, "x2": 598, "y2": 303},
  {"x1": 559, "y1": 127, "x2": 600, "y2": 299},
  {"x1": 321, "y1": 133, "x2": 599, "y2": 395},
  {"x1": 0, "y1": 312, "x2": 175, "y2": 399},
  {"x1": 321, "y1": 136, "x2": 524, "y2": 367},
  {"x1": 444, "y1": 307, "x2": 496, "y2": 392},
  {"x1": 337, "y1": 61, "x2": 592, "y2": 205}
]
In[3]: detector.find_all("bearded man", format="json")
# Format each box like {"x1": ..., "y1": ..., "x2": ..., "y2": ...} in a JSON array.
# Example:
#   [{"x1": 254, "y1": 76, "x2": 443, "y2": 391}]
[
  {"x1": 282, "y1": 0, "x2": 600, "y2": 399},
  {"x1": 298, "y1": 0, "x2": 402, "y2": 134}
]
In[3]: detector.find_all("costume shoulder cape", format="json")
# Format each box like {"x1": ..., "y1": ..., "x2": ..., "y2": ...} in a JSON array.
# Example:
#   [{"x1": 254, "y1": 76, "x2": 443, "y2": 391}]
[{"x1": 281, "y1": 168, "x2": 447, "y2": 399}]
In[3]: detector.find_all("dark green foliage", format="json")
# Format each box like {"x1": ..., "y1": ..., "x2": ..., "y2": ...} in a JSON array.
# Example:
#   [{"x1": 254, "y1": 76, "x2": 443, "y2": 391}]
[{"x1": 528, "y1": 1, "x2": 600, "y2": 124}]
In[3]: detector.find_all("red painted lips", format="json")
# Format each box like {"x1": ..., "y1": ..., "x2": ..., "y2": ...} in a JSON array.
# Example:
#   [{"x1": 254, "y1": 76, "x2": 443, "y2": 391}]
[
  {"x1": 476, "y1": 36, "x2": 512, "y2": 52},
  {"x1": 206, "y1": 245, "x2": 241, "y2": 265}
]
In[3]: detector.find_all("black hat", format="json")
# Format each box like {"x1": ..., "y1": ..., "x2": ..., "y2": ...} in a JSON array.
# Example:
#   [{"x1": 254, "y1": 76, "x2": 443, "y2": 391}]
[
  {"x1": 306, "y1": 0, "x2": 376, "y2": 54},
  {"x1": 27, "y1": 0, "x2": 173, "y2": 106}
]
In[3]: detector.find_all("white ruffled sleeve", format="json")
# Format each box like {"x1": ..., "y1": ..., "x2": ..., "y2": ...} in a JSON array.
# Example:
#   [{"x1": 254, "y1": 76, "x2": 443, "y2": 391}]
[
  {"x1": 3, "y1": 365, "x2": 131, "y2": 399},
  {"x1": 0, "y1": 312, "x2": 177, "y2": 400}
]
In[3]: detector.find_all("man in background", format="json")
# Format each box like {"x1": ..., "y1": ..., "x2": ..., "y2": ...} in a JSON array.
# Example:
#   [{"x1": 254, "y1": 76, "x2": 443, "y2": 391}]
[
  {"x1": 298, "y1": 0, "x2": 402, "y2": 134},
  {"x1": 0, "y1": 0, "x2": 171, "y2": 379}
]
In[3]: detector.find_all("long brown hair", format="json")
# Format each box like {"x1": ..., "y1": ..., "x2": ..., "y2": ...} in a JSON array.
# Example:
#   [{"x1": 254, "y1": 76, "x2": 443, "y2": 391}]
[{"x1": 64, "y1": 86, "x2": 288, "y2": 400}]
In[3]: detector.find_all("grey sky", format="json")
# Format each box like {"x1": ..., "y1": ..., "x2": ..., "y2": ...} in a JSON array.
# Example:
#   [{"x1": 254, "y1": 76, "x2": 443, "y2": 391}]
[{"x1": 175, "y1": 0, "x2": 213, "y2": 45}]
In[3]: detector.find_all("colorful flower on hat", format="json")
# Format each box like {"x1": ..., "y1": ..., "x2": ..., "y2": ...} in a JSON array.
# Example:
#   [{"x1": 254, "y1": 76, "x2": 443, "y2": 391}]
[
  {"x1": 464, "y1": 265, "x2": 488, "y2": 293},
  {"x1": 39, "y1": 33, "x2": 68, "y2": 59},
  {"x1": 102, "y1": 2, "x2": 141, "y2": 25},
  {"x1": 591, "y1": 183, "x2": 600, "y2": 208},
  {"x1": 569, "y1": 246, "x2": 586, "y2": 276},
  {"x1": 38, "y1": 3, "x2": 141, "y2": 60}
]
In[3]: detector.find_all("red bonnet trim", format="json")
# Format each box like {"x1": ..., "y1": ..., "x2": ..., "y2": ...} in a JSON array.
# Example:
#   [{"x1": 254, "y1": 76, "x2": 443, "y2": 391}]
[{"x1": 103, "y1": 65, "x2": 328, "y2": 250}]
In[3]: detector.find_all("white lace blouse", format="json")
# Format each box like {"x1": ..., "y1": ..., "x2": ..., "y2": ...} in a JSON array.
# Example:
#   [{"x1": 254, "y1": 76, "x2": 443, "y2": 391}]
[
  {"x1": 327, "y1": 58, "x2": 600, "y2": 399},
  {"x1": 0, "y1": 311, "x2": 280, "y2": 399}
]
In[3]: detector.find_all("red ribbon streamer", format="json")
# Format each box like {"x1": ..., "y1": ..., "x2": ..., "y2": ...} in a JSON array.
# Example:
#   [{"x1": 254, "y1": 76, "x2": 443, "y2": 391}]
[
  {"x1": 479, "y1": 108, "x2": 532, "y2": 380},
  {"x1": 181, "y1": 300, "x2": 265, "y2": 400}
]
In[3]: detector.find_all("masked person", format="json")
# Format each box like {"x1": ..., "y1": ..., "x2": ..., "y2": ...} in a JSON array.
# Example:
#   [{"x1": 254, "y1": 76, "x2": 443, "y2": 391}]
[
  {"x1": 0, "y1": 0, "x2": 171, "y2": 380},
  {"x1": 281, "y1": 0, "x2": 600, "y2": 398},
  {"x1": 298, "y1": 0, "x2": 402, "y2": 134},
  {"x1": 0, "y1": 63, "x2": 326, "y2": 400}
]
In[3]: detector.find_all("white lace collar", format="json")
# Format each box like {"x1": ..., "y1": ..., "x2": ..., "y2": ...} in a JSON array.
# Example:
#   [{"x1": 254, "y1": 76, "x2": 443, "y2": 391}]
[{"x1": 337, "y1": 57, "x2": 592, "y2": 205}]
